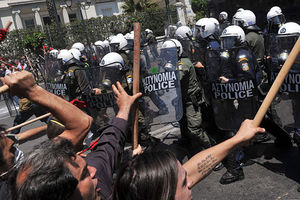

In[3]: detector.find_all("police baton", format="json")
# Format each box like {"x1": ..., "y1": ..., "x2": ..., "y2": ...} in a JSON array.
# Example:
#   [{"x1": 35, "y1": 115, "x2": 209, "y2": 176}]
[
  {"x1": 253, "y1": 36, "x2": 300, "y2": 127},
  {"x1": 132, "y1": 23, "x2": 141, "y2": 150}
]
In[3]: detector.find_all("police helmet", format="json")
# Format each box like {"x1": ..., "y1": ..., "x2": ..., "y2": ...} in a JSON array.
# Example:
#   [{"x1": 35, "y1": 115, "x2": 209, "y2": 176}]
[
  {"x1": 162, "y1": 39, "x2": 183, "y2": 57},
  {"x1": 220, "y1": 25, "x2": 245, "y2": 49},
  {"x1": 145, "y1": 29, "x2": 153, "y2": 34},
  {"x1": 219, "y1": 11, "x2": 228, "y2": 22},
  {"x1": 100, "y1": 52, "x2": 124, "y2": 70},
  {"x1": 69, "y1": 48, "x2": 81, "y2": 61},
  {"x1": 71, "y1": 42, "x2": 85, "y2": 52},
  {"x1": 49, "y1": 49, "x2": 59, "y2": 59},
  {"x1": 57, "y1": 49, "x2": 74, "y2": 65},
  {"x1": 195, "y1": 18, "x2": 217, "y2": 39},
  {"x1": 278, "y1": 22, "x2": 300, "y2": 35},
  {"x1": 110, "y1": 35, "x2": 128, "y2": 52},
  {"x1": 232, "y1": 9, "x2": 260, "y2": 31},
  {"x1": 174, "y1": 26, "x2": 192, "y2": 40},
  {"x1": 94, "y1": 40, "x2": 103, "y2": 47},
  {"x1": 267, "y1": 6, "x2": 285, "y2": 25}
]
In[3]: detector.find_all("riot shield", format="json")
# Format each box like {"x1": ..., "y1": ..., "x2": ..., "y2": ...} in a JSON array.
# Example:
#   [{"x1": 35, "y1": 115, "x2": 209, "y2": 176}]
[
  {"x1": 270, "y1": 34, "x2": 300, "y2": 128},
  {"x1": 95, "y1": 45, "x2": 107, "y2": 64},
  {"x1": 205, "y1": 48, "x2": 259, "y2": 131},
  {"x1": 83, "y1": 45, "x2": 98, "y2": 68},
  {"x1": 0, "y1": 94, "x2": 18, "y2": 119},
  {"x1": 77, "y1": 65, "x2": 125, "y2": 128},
  {"x1": 140, "y1": 44, "x2": 183, "y2": 125},
  {"x1": 44, "y1": 54, "x2": 69, "y2": 99}
]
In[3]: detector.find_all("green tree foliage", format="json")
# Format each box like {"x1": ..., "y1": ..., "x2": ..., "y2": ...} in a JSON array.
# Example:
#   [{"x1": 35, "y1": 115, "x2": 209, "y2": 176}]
[
  {"x1": 0, "y1": 8, "x2": 177, "y2": 60},
  {"x1": 122, "y1": 0, "x2": 158, "y2": 14},
  {"x1": 23, "y1": 31, "x2": 45, "y2": 55},
  {"x1": 191, "y1": 0, "x2": 208, "y2": 21}
]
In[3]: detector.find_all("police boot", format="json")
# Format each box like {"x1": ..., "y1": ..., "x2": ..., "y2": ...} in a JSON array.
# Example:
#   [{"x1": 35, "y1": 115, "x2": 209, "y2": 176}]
[{"x1": 220, "y1": 150, "x2": 244, "y2": 184}]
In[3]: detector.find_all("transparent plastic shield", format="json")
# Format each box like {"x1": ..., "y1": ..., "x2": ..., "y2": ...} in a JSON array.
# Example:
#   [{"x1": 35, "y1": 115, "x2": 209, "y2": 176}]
[
  {"x1": 44, "y1": 55, "x2": 68, "y2": 98},
  {"x1": 83, "y1": 45, "x2": 98, "y2": 67},
  {"x1": 140, "y1": 44, "x2": 183, "y2": 125},
  {"x1": 95, "y1": 46, "x2": 107, "y2": 64},
  {"x1": 270, "y1": 35, "x2": 300, "y2": 128},
  {"x1": 205, "y1": 49, "x2": 259, "y2": 131},
  {"x1": 0, "y1": 94, "x2": 18, "y2": 119},
  {"x1": 76, "y1": 65, "x2": 124, "y2": 128}
]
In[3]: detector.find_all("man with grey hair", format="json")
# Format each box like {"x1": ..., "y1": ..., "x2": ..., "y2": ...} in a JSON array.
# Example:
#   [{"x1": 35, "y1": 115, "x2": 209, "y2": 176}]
[{"x1": 3, "y1": 71, "x2": 141, "y2": 200}]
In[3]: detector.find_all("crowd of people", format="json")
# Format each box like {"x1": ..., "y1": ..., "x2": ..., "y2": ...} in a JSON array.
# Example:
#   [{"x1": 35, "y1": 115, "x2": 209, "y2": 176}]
[{"x1": 0, "y1": 5, "x2": 299, "y2": 200}]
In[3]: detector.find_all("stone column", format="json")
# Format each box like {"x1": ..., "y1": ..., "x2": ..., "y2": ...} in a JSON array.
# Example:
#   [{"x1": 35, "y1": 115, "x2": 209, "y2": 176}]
[
  {"x1": 60, "y1": 4, "x2": 70, "y2": 24},
  {"x1": 175, "y1": 2, "x2": 187, "y2": 26},
  {"x1": 32, "y1": 7, "x2": 43, "y2": 27},
  {"x1": 12, "y1": 10, "x2": 23, "y2": 29},
  {"x1": 80, "y1": 2, "x2": 88, "y2": 20}
]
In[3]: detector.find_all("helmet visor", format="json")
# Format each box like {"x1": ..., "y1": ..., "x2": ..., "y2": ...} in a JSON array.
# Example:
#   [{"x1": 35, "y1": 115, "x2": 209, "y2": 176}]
[
  {"x1": 110, "y1": 43, "x2": 120, "y2": 52},
  {"x1": 220, "y1": 36, "x2": 237, "y2": 49},
  {"x1": 270, "y1": 15, "x2": 285, "y2": 25},
  {"x1": 232, "y1": 19, "x2": 243, "y2": 27},
  {"x1": 277, "y1": 34, "x2": 299, "y2": 51}
]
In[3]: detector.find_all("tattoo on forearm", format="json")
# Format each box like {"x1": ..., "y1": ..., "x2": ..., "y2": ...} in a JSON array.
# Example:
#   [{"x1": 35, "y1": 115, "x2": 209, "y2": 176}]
[{"x1": 197, "y1": 154, "x2": 218, "y2": 176}]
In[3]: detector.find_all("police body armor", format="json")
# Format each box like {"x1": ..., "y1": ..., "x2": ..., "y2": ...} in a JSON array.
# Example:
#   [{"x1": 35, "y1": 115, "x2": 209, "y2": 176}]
[
  {"x1": 139, "y1": 43, "x2": 183, "y2": 125},
  {"x1": 270, "y1": 34, "x2": 300, "y2": 128},
  {"x1": 207, "y1": 46, "x2": 260, "y2": 131}
]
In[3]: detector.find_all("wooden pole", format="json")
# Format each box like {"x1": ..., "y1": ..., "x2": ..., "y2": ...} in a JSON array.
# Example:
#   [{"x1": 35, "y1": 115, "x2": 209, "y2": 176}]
[
  {"x1": 25, "y1": 55, "x2": 35, "y2": 72},
  {"x1": 0, "y1": 85, "x2": 9, "y2": 94},
  {"x1": 4, "y1": 21, "x2": 12, "y2": 30},
  {"x1": 132, "y1": 23, "x2": 141, "y2": 150},
  {"x1": 5, "y1": 113, "x2": 51, "y2": 132},
  {"x1": 253, "y1": 36, "x2": 300, "y2": 127}
]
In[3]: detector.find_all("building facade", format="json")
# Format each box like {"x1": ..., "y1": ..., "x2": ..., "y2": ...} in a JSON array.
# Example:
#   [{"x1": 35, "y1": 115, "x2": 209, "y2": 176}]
[{"x1": 0, "y1": 0, "x2": 126, "y2": 30}]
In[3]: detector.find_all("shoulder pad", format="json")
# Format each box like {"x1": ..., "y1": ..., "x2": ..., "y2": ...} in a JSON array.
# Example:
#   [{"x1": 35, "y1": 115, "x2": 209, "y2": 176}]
[{"x1": 220, "y1": 51, "x2": 230, "y2": 59}]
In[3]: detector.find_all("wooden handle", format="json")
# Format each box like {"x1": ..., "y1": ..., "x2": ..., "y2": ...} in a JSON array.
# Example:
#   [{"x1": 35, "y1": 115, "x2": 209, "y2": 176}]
[
  {"x1": 4, "y1": 21, "x2": 12, "y2": 30},
  {"x1": 0, "y1": 85, "x2": 9, "y2": 94},
  {"x1": 253, "y1": 36, "x2": 300, "y2": 127},
  {"x1": 5, "y1": 113, "x2": 51, "y2": 132},
  {"x1": 132, "y1": 23, "x2": 141, "y2": 150}
]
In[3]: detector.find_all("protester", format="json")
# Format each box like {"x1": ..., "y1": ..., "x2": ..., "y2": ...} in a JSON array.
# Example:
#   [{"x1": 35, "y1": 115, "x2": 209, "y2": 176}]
[
  {"x1": 113, "y1": 120, "x2": 265, "y2": 200},
  {"x1": 5, "y1": 71, "x2": 141, "y2": 200},
  {"x1": 16, "y1": 58, "x2": 28, "y2": 71}
]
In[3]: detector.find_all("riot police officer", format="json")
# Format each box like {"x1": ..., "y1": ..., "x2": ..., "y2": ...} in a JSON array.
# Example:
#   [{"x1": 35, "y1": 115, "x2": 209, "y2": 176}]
[
  {"x1": 218, "y1": 25, "x2": 260, "y2": 184},
  {"x1": 174, "y1": 25, "x2": 194, "y2": 61},
  {"x1": 161, "y1": 39, "x2": 214, "y2": 156},
  {"x1": 232, "y1": 10, "x2": 265, "y2": 73},
  {"x1": 219, "y1": 11, "x2": 231, "y2": 33},
  {"x1": 57, "y1": 49, "x2": 91, "y2": 101},
  {"x1": 276, "y1": 22, "x2": 300, "y2": 150}
]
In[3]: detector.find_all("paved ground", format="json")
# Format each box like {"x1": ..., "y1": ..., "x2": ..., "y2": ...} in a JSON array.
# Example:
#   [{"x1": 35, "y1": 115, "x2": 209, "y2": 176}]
[{"x1": 1, "y1": 105, "x2": 300, "y2": 200}]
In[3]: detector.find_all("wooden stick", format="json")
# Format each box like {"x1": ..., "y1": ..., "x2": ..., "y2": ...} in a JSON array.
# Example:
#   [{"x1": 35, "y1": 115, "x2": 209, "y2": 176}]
[
  {"x1": 132, "y1": 23, "x2": 141, "y2": 150},
  {"x1": 4, "y1": 21, "x2": 12, "y2": 30},
  {"x1": 253, "y1": 36, "x2": 300, "y2": 127},
  {"x1": 0, "y1": 85, "x2": 9, "y2": 94},
  {"x1": 0, "y1": 59, "x2": 12, "y2": 66},
  {"x1": 5, "y1": 113, "x2": 51, "y2": 132},
  {"x1": 25, "y1": 54, "x2": 35, "y2": 72}
]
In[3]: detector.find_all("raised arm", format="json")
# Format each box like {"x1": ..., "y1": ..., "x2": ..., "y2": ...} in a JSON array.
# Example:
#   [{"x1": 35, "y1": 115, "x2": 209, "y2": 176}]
[
  {"x1": 183, "y1": 119, "x2": 265, "y2": 187},
  {"x1": 1, "y1": 71, "x2": 92, "y2": 149}
]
